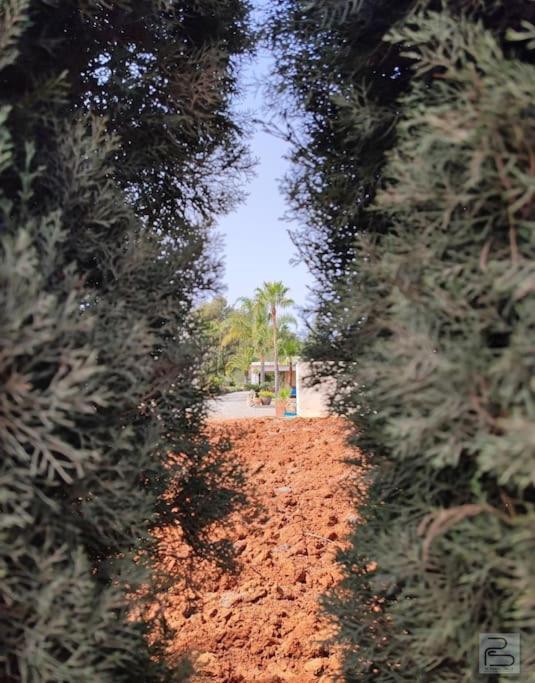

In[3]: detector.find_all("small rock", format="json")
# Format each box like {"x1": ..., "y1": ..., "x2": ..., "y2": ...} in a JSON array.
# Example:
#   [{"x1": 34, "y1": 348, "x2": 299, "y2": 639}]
[
  {"x1": 327, "y1": 514, "x2": 338, "y2": 526},
  {"x1": 327, "y1": 531, "x2": 338, "y2": 541},
  {"x1": 182, "y1": 604, "x2": 196, "y2": 619},
  {"x1": 273, "y1": 584, "x2": 295, "y2": 600},
  {"x1": 250, "y1": 639, "x2": 266, "y2": 655},
  {"x1": 294, "y1": 568, "x2": 307, "y2": 584},
  {"x1": 252, "y1": 548, "x2": 272, "y2": 565},
  {"x1": 250, "y1": 461, "x2": 265, "y2": 475},
  {"x1": 218, "y1": 575, "x2": 234, "y2": 590},
  {"x1": 235, "y1": 525, "x2": 248, "y2": 540},
  {"x1": 244, "y1": 587, "x2": 268, "y2": 603},
  {"x1": 273, "y1": 584, "x2": 285, "y2": 598},
  {"x1": 273, "y1": 543, "x2": 291, "y2": 554},
  {"x1": 196, "y1": 652, "x2": 220, "y2": 675},
  {"x1": 274, "y1": 486, "x2": 292, "y2": 495},
  {"x1": 214, "y1": 629, "x2": 226, "y2": 643},
  {"x1": 319, "y1": 573, "x2": 335, "y2": 589},
  {"x1": 303, "y1": 658, "x2": 326, "y2": 676},
  {"x1": 310, "y1": 642, "x2": 330, "y2": 657},
  {"x1": 220, "y1": 591, "x2": 243, "y2": 608},
  {"x1": 280, "y1": 637, "x2": 303, "y2": 658},
  {"x1": 289, "y1": 541, "x2": 308, "y2": 557}
]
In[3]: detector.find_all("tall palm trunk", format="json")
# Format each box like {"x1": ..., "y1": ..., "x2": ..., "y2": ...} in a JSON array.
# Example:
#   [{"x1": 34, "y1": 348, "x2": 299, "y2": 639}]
[
  {"x1": 260, "y1": 353, "x2": 266, "y2": 384},
  {"x1": 272, "y1": 304, "x2": 279, "y2": 393},
  {"x1": 288, "y1": 357, "x2": 293, "y2": 386}
]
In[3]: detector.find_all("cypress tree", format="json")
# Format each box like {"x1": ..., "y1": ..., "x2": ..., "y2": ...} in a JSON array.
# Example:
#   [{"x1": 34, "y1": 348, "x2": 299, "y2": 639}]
[
  {"x1": 269, "y1": 1, "x2": 534, "y2": 680},
  {"x1": 1, "y1": 1, "x2": 251, "y2": 680}
]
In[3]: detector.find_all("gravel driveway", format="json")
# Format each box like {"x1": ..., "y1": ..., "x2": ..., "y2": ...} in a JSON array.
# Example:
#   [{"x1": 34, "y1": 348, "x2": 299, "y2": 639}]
[{"x1": 207, "y1": 391, "x2": 275, "y2": 419}]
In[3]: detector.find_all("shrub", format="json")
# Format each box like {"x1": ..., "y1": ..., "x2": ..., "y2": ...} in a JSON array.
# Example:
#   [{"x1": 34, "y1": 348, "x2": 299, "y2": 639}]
[
  {"x1": 277, "y1": 386, "x2": 291, "y2": 400},
  {"x1": 0, "y1": 1, "x2": 251, "y2": 680},
  {"x1": 269, "y1": 0, "x2": 535, "y2": 680}
]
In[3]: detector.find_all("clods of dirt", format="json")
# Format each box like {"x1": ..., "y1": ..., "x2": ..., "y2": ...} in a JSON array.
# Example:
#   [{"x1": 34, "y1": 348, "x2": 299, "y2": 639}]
[{"x1": 157, "y1": 417, "x2": 366, "y2": 682}]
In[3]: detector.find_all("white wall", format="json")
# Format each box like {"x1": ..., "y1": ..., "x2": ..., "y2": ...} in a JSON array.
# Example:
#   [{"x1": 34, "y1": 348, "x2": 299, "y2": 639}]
[{"x1": 295, "y1": 361, "x2": 335, "y2": 418}]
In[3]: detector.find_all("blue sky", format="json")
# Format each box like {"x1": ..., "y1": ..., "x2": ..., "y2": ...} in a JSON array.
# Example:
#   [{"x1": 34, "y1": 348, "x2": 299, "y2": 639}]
[{"x1": 214, "y1": 44, "x2": 313, "y2": 321}]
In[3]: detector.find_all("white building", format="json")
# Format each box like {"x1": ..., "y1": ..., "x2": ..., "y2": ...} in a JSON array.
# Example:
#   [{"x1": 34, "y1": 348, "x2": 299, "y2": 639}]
[{"x1": 248, "y1": 361, "x2": 295, "y2": 386}]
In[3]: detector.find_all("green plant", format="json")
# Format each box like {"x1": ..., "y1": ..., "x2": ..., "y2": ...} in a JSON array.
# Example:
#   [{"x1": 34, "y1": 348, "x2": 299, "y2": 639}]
[
  {"x1": 1, "y1": 1, "x2": 252, "y2": 680},
  {"x1": 278, "y1": 330, "x2": 302, "y2": 385},
  {"x1": 277, "y1": 386, "x2": 291, "y2": 400},
  {"x1": 269, "y1": 0, "x2": 534, "y2": 680},
  {"x1": 258, "y1": 390, "x2": 275, "y2": 399},
  {"x1": 222, "y1": 296, "x2": 271, "y2": 381},
  {"x1": 256, "y1": 282, "x2": 295, "y2": 392},
  {"x1": 209, "y1": 374, "x2": 227, "y2": 393}
]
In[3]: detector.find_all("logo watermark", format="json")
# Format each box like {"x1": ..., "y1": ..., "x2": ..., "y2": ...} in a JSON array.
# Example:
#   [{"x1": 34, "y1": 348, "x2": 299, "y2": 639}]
[{"x1": 479, "y1": 633, "x2": 520, "y2": 675}]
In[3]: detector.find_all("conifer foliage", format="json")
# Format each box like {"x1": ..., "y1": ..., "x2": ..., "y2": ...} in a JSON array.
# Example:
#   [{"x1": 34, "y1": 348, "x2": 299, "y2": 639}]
[
  {"x1": 0, "y1": 1, "x2": 251, "y2": 680},
  {"x1": 269, "y1": 1, "x2": 534, "y2": 680}
]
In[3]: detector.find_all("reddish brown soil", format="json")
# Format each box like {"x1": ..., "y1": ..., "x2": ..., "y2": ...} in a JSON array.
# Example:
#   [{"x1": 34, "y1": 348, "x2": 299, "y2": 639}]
[{"x1": 158, "y1": 417, "x2": 366, "y2": 682}]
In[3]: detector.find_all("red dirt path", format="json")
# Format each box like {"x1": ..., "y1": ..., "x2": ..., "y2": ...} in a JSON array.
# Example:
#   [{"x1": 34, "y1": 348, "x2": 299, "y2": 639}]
[{"x1": 158, "y1": 417, "x2": 366, "y2": 682}]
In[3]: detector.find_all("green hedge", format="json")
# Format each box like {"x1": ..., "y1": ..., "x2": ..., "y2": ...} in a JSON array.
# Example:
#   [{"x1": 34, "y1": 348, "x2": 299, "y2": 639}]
[
  {"x1": 269, "y1": 1, "x2": 534, "y2": 680},
  {"x1": 0, "y1": 1, "x2": 250, "y2": 680}
]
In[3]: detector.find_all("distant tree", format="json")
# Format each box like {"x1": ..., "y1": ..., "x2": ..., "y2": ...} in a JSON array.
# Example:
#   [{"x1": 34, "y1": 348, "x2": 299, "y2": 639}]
[
  {"x1": 256, "y1": 282, "x2": 295, "y2": 392},
  {"x1": 198, "y1": 296, "x2": 234, "y2": 379},
  {"x1": 278, "y1": 329, "x2": 302, "y2": 388},
  {"x1": 226, "y1": 345, "x2": 256, "y2": 382},
  {"x1": 223, "y1": 296, "x2": 271, "y2": 383}
]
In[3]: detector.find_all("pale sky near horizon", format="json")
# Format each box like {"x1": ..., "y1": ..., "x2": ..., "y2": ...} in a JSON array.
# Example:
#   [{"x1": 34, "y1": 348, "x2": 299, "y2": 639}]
[{"x1": 213, "y1": 26, "x2": 314, "y2": 324}]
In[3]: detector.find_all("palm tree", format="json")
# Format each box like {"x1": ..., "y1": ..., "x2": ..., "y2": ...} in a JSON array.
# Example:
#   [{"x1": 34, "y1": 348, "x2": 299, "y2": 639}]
[
  {"x1": 250, "y1": 299, "x2": 271, "y2": 384},
  {"x1": 278, "y1": 329, "x2": 302, "y2": 388},
  {"x1": 226, "y1": 344, "x2": 255, "y2": 382},
  {"x1": 222, "y1": 297, "x2": 270, "y2": 384},
  {"x1": 256, "y1": 282, "x2": 295, "y2": 393}
]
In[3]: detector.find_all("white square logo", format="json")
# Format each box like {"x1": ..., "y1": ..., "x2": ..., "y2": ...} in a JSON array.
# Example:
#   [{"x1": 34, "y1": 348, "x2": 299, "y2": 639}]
[{"x1": 479, "y1": 633, "x2": 520, "y2": 675}]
